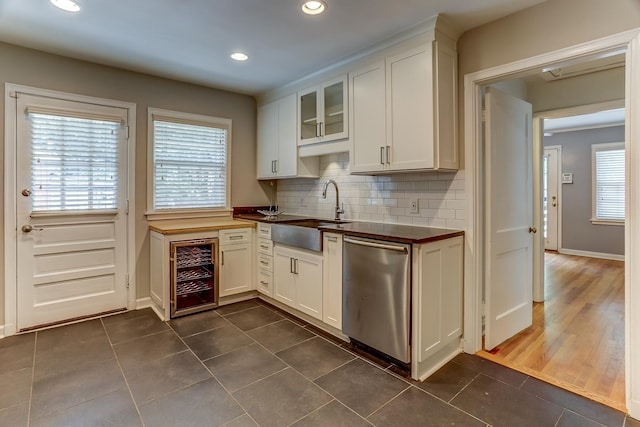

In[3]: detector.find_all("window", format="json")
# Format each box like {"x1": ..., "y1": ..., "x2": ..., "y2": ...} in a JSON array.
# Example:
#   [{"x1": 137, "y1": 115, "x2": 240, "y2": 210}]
[
  {"x1": 592, "y1": 142, "x2": 625, "y2": 224},
  {"x1": 28, "y1": 109, "x2": 122, "y2": 213},
  {"x1": 148, "y1": 108, "x2": 231, "y2": 217}
]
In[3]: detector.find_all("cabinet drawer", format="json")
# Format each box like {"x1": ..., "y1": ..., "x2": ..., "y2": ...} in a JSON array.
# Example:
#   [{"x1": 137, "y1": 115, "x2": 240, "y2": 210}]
[
  {"x1": 219, "y1": 228, "x2": 253, "y2": 244},
  {"x1": 257, "y1": 223, "x2": 271, "y2": 240},
  {"x1": 257, "y1": 253, "x2": 273, "y2": 272},
  {"x1": 257, "y1": 238, "x2": 273, "y2": 255},
  {"x1": 257, "y1": 268, "x2": 273, "y2": 296}
]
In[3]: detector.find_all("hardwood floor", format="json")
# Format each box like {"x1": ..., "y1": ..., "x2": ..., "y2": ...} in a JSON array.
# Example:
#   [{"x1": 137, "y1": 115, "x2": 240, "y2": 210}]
[{"x1": 479, "y1": 252, "x2": 626, "y2": 411}]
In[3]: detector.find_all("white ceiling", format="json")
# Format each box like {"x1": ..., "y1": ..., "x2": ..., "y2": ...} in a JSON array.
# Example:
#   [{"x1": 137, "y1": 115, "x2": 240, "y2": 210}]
[
  {"x1": 544, "y1": 108, "x2": 626, "y2": 134},
  {"x1": 0, "y1": 0, "x2": 547, "y2": 96}
]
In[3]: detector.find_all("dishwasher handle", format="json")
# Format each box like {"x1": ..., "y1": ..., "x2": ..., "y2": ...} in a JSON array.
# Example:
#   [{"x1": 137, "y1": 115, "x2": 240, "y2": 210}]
[{"x1": 343, "y1": 237, "x2": 408, "y2": 253}]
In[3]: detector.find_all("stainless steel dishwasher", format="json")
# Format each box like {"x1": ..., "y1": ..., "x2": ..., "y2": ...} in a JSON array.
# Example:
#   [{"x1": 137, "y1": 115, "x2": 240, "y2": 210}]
[{"x1": 342, "y1": 235, "x2": 411, "y2": 363}]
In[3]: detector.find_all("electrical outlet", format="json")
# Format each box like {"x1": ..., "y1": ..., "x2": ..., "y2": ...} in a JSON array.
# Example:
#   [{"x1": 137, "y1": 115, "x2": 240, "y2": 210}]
[{"x1": 409, "y1": 199, "x2": 419, "y2": 214}]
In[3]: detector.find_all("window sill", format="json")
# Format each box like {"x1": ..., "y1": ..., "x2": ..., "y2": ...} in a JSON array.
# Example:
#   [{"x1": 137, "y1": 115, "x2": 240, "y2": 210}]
[
  {"x1": 590, "y1": 218, "x2": 624, "y2": 226},
  {"x1": 146, "y1": 209, "x2": 232, "y2": 222}
]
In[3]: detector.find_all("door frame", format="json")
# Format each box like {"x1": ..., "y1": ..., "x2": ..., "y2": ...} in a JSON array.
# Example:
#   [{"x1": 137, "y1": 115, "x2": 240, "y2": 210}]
[
  {"x1": 542, "y1": 144, "x2": 561, "y2": 251},
  {"x1": 3, "y1": 83, "x2": 137, "y2": 337},
  {"x1": 463, "y1": 29, "x2": 640, "y2": 417}
]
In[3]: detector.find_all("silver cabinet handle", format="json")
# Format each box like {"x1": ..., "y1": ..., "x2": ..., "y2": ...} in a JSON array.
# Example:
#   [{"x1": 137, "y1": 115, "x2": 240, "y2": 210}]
[
  {"x1": 327, "y1": 236, "x2": 338, "y2": 242},
  {"x1": 221, "y1": 251, "x2": 225, "y2": 265},
  {"x1": 290, "y1": 257, "x2": 294, "y2": 274},
  {"x1": 260, "y1": 244, "x2": 269, "y2": 250},
  {"x1": 260, "y1": 281, "x2": 269, "y2": 286},
  {"x1": 294, "y1": 258, "x2": 299, "y2": 275},
  {"x1": 380, "y1": 147, "x2": 385, "y2": 165},
  {"x1": 260, "y1": 260, "x2": 269, "y2": 266},
  {"x1": 386, "y1": 146, "x2": 391, "y2": 164},
  {"x1": 229, "y1": 235, "x2": 243, "y2": 240},
  {"x1": 344, "y1": 237, "x2": 408, "y2": 252}
]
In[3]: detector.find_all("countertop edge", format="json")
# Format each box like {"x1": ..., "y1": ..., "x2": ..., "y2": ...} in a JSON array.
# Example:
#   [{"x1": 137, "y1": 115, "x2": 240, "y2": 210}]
[
  {"x1": 320, "y1": 226, "x2": 464, "y2": 245},
  {"x1": 149, "y1": 218, "x2": 256, "y2": 234},
  {"x1": 233, "y1": 214, "x2": 463, "y2": 244}
]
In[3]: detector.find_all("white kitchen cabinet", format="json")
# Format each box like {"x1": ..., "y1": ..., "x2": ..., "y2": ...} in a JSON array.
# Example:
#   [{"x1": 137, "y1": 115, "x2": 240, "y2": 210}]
[
  {"x1": 298, "y1": 75, "x2": 348, "y2": 146},
  {"x1": 257, "y1": 94, "x2": 319, "y2": 179},
  {"x1": 273, "y1": 244, "x2": 323, "y2": 320},
  {"x1": 411, "y1": 235, "x2": 464, "y2": 380},
  {"x1": 219, "y1": 228, "x2": 254, "y2": 297},
  {"x1": 322, "y1": 233, "x2": 343, "y2": 329},
  {"x1": 350, "y1": 40, "x2": 458, "y2": 173},
  {"x1": 349, "y1": 61, "x2": 386, "y2": 173},
  {"x1": 256, "y1": 223, "x2": 274, "y2": 297}
]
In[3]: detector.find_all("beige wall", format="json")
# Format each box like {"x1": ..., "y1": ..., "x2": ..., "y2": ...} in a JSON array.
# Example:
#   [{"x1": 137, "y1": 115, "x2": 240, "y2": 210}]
[
  {"x1": 0, "y1": 42, "x2": 269, "y2": 325},
  {"x1": 457, "y1": 0, "x2": 640, "y2": 166}
]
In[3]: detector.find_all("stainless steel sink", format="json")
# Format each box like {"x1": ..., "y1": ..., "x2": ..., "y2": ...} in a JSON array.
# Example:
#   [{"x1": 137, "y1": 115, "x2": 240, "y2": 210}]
[{"x1": 271, "y1": 219, "x2": 350, "y2": 252}]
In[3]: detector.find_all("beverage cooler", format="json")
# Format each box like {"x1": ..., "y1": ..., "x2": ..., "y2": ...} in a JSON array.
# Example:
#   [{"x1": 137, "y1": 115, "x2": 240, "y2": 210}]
[{"x1": 170, "y1": 238, "x2": 219, "y2": 317}]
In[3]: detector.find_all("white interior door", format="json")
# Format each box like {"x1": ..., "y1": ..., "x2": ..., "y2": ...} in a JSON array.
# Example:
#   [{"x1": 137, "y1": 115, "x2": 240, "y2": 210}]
[
  {"x1": 484, "y1": 87, "x2": 534, "y2": 350},
  {"x1": 543, "y1": 146, "x2": 561, "y2": 251},
  {"x1": 15, "y1": 93, "x2": 129, "y2": 330}
]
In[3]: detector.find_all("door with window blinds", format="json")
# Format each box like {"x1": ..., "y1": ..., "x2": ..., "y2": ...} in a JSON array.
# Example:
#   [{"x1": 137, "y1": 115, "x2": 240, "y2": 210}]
[{"x1": 15, "y1": 93, "x2": 129, "y2": 330}]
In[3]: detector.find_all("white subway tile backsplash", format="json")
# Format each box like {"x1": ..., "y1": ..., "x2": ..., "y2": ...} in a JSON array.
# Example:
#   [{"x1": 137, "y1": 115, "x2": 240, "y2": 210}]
[{"x1": 277, "y1": 152, "x2": 465, "y2": 230}]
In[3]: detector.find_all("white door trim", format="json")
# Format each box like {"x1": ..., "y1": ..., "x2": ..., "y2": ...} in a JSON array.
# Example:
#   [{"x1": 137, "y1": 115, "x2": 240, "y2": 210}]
[
  {"x1": 3, "y1": 83, "x2": 137, "y2": 337},
  {"x1": 463, "y1": 28, "x2": 640, "y2": 417}
]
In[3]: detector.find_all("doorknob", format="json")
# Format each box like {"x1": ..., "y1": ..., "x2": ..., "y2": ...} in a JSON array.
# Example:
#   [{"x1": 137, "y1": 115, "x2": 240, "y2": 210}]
[
  {"x1": 529, "y1": 227, "x2": 537, "y2": 234},
  {"x1": 21, "y1": 189, "x2": 32, "y2": 197},
  {"x1": 21, "y1": 225, "x2": 43, "y2": 233}
]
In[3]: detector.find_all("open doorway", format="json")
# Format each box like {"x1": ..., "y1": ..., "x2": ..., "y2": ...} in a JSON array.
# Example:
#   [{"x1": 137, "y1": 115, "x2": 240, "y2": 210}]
[
  {"x1": 463, "y1": 28, "x2": 640, "y2": 420},
  {"x1": 481, "y1": 101, "x2": 627, "y2": 410}
]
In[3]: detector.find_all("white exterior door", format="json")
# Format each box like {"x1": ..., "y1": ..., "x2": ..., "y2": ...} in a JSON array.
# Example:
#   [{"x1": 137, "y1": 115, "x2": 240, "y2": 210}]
[
  {"x1": 15, "y1": 93, "x2": 129, "y2": 330},
  {"x1": 484, "y1": 87, "x2": 534, "y2": 350},
  {"x1": 544, "y1": 146, "x2": 561, "y2": 251}
]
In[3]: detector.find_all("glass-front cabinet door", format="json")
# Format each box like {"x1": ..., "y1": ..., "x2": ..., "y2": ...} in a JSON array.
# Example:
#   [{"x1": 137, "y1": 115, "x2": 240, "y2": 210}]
[
  {"x1": 298, "y1": 75, "x2": 348, "y2": 145},
  {"x1": 299, "y1": 89, "x2": 318, "y2": 142},
  {"x1": 323, "y1": 81, "x2": 345, "y2": 139}
]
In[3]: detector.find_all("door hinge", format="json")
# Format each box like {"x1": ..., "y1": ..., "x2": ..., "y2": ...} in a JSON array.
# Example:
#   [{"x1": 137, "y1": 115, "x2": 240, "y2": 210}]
[
  {"x1": 481, "y1": 301, "x2": 486, "y2": 334},
  {"x1": 125, "y1": 273, "x2": 130, "y2": 289}
]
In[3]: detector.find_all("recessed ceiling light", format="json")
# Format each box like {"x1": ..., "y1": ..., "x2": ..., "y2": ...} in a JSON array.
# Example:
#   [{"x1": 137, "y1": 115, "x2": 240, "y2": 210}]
[
  {"x1": 50, "y1": 0, "x2": 80, "y2": 12},
  {"x1": 230, "y1": 52, "x2": 249, "y2": 62},
  {"x1": 301, "y1": 0, "x2": 326, "y2": 15}
]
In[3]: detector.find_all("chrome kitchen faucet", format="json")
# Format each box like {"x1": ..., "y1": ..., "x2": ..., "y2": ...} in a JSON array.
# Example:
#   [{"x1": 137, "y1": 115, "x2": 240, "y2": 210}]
[{"x1": 322, "y1": 179, "x2": 344, "y2": 221}]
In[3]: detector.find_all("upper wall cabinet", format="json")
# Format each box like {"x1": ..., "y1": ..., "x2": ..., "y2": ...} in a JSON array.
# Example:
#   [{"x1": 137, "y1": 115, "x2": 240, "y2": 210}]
[
  {"x1": 298, "y1": 75, "x2": 348, "y2": 146},
  {"x1": 257, "y1": 94, "x2": 319, "y2": 179},
  {"x1": 350, "y1": 33, "x2": 458, "y2": 173}
]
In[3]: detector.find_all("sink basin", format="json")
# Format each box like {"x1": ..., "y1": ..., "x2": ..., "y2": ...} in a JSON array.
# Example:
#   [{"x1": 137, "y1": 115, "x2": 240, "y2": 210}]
[{"x1": 271, "y1": 219, "x2": 350, "y2": 251}]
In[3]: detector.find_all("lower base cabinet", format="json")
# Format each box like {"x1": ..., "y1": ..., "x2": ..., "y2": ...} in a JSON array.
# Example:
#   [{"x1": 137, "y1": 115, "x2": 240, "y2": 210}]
[
  {"x1": 411, "y1": 235, "x2": 464, "y2": 380},
  {"x1": 219, "y1": 228, "x2": 254, "y2": 297},
  {"x1": 273, "y1": 244, "x2": 323, "y2": 320},
  {"x1": 322, "y1": 233, "x2": 343, "y2": 329}
]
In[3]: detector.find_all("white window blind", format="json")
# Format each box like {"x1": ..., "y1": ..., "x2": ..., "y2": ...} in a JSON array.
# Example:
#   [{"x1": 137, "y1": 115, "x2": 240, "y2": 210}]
[
  {"x1": 29, "y1": 112, "x2": 120, "y2": 212},
  {"x1": 593, "y1": 143, "x2": 625, "y2": 222},
  {"x1": 153, "y1": 119, "x2": 228, "y2": 210}
]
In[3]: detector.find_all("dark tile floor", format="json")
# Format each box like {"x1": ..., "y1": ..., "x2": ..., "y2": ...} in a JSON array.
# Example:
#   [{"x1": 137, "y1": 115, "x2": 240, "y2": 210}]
[{"x1": 0, "y1": 299, "x2": 637, "y2": 427}]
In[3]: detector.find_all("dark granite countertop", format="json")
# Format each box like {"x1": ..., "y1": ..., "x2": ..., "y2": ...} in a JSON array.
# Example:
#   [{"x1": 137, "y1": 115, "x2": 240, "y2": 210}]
[
  {"x1": 317, "y1": 221, "x2": 463, "y2": 244},
  {"x1": 233, "y1": 211, "x2": 463, "y2": 245},
  {"x1": 233, "y1": 213, "x2": 314, "y2": 223}
]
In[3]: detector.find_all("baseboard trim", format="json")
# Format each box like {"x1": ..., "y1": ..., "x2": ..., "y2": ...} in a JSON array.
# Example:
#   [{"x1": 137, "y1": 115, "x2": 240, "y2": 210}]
[
  {"x1": 558, "y1": 248, "x2": 625, "y2": 261},
  {"x1": 136, "y1": 297, "x2": 152, "y2": 310}
]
